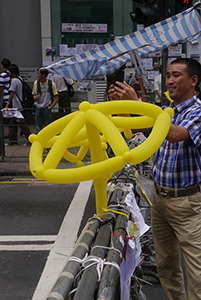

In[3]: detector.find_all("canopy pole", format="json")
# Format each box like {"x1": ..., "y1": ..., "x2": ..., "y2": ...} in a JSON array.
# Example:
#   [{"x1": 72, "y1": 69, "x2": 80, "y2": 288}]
[
  {"x1": 161, "y1": 0, "x2": 169, "y2": 106},
  {"x1": 161, "y1": 48, "x2": 168, "y2": 106},
  {"x1": 129, "y1": 50, "x2": 147, "y2": 102}
]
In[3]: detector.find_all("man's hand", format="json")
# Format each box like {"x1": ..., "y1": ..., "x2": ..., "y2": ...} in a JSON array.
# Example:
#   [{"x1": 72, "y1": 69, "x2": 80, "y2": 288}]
[
  {"x1": 108, "y1": 81, "x2": 139, "y2": 101},
  {"x1": 34, "y1": 94, "x2": 41, "y2": 101}
]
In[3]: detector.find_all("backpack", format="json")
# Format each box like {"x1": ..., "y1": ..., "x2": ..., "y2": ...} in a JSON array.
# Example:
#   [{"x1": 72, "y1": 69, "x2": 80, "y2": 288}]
[
  {"x1": 63, "y1": 77, "x2": 74, "y2": 98},
  {"x1": 37, "y1": 79, "x2": 54, "y2": 102},
  {"x1": 16, "y1": 77, "x2": 35, "y2": 110}
]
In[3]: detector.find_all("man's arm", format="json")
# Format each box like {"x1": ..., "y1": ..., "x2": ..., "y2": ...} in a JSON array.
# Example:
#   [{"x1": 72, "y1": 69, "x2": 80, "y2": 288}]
[
  {"x1": 5, "y1": 91, "x2": 15, "y2": 108},
  {"x1": 166, "y1": 124, "x2": 190, "y2": 143},
  {"x1": 49, "y1": 94, "x2": 59, "y2": 109},
  {"x1": 155, "y1": 89, "x2": 161, "y2": 100},
  {"x1": 0, "y1": 86, "x2": 3, "y2": 98}
]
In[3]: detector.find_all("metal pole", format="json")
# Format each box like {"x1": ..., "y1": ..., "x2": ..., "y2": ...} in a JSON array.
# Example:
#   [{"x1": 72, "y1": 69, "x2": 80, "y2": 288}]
[
  {"x1": 46, "y1": 215, "x2": 102, "y2": 300},
  {"x1": 73, "y1": 211, "x2": 116, "y2": 300},
  {"x1": 97, "y1": 210, "x2": 129, "y2": 300},
  {"x1": 161, "y1": 48, "x2": 168, "y2": 106},
  {"x1": 161, "y1": 0, "x2": 169, "y2": 107}
]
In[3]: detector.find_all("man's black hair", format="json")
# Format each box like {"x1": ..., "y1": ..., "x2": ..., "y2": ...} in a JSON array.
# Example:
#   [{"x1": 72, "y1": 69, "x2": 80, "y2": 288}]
[
  {"x1": 37, "y1": 67, "x2": 49, "y2": 78},
  {"x1": 1, "y1": 58, "x2": 11, "y2": 69},
  {"x1": 7, "y1": 64, "x2": 19, "y2": 76},
  {"x1": 171, "y1": 58, "x2": 201, "y2": 87}
]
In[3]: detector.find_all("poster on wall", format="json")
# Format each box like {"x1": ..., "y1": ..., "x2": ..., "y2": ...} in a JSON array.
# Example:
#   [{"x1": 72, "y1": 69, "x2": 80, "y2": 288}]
[
  {"x1": 147, "y1": 71, "x2": 159, "y2": 80},
  {"x1": 141, "y1": 58, "x2": 153, "y2": 70},
  {"x1": 168, "y1": 58, "x2": 177, "y2": 68},
  {"x1": 168, "y1": 44, "x2": 182, "y2": 56},
  {"x1": 189, "y1": 42, "x2": 201, "y2": 62},
  {"x1": 45, "y1": 47, "x2": 56, "y2": 56},
  {"x1": 190, "y1": 54, "x2": 200, "y2": 61},
  {"x1": 78, "y1": 80, "x2": 93, "y2": 92},
  {"x1": 148, "y1": 51, "x2": 162, "y2": 57},
  {"x1": 60, "y1": 44, "x2": 68, "y2": 56},
  {"x1": 66, "y1": 47, "x2": 77, "y2": 56},
  {"x1": 62, "y1": 23, "x2": 107, "y2": 33},
  {"x1": 59, "y1": 44, "x2": 99, "y2": 56}
]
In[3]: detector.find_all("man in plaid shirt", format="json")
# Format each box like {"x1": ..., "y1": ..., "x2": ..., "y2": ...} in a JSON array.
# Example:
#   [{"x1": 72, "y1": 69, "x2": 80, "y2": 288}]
[{"x1": 109, "y1": 58, "x2": 201, "y2": 300}]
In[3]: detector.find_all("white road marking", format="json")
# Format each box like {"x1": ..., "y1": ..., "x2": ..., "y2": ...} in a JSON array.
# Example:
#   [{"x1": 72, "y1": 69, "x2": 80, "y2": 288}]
[
  {"x1": 31, "y1": 180, "x2": 93, "y2": 300},
  {"x1": 0, "y1": 235, "x2": 56, "y2": 242},
  {"x1": 0, "y1": 236, "x2": 56, "y2": 251},
  {"x1": 0, "y1": 245, "x2": 53, "y2": 251}
]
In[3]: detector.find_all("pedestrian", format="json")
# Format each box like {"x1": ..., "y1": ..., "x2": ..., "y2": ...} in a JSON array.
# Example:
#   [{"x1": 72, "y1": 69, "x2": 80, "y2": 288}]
[
  {"x1": 0, "y1": 58, "x2": 11, "y2": 138},
  {"x1": 32, "y1": 68, "x2": 59, "y2": 133},
  {"x1": 109, "y1": 58, "x2": 201, "y2": 300},
  {"x1": 153, "y1": 65, "x2": 162, "y2": 106},
  {"x1": 5, "y1": 64, "x2": 31, "y2": 146},
  {"x1": 50, "y1": 73, "x2": 73, "y2": 117}
]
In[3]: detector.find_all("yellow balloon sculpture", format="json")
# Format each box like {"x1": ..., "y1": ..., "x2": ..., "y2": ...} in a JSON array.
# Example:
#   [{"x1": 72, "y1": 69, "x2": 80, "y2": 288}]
[{"x1": 29, "y1": 101, "x2": 173, "y2": 214}]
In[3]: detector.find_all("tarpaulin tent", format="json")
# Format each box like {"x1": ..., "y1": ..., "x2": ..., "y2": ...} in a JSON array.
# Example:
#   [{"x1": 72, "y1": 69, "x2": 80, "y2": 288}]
[{"x1": 46, "y1": 3, "x2": 201, "y2": 81}]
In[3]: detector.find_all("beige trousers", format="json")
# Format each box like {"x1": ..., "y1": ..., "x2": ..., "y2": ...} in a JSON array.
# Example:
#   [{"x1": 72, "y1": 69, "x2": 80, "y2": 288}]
[{"x1": 151, "y1": 185, "x2": 201, "y2": 300}]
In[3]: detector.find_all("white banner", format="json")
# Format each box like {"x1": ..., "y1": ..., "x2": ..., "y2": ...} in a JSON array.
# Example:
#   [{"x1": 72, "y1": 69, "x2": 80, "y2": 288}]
[{"x1": 62, "y1": 23, "x2": 107, "y2": 33}]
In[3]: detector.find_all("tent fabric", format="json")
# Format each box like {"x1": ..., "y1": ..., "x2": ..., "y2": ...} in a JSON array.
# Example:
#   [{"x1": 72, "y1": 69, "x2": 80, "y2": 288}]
[{"x1": 46, "y1": 5, "x2": 201, "y2": 81}]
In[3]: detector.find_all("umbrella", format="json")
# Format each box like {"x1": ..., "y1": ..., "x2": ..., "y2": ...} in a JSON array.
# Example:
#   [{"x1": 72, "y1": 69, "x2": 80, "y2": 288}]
[{"x1": 46, "y1": 4, "x2": 201, "y2": 81}]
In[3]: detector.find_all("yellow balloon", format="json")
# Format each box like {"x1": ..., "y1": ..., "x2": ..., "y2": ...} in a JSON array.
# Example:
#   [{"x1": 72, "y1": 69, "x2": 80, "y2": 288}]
[
  {"x1": 86, "y1": 120, "x2": 104, "y2": 163},
  {"x1": 43, "y1": 112, "x2": 86, "y2": 170},
  {"x1": 93, "y1": 176, "x2": 108, "y2": 215},
  {"x1": 124, "y1": 129, "x2": 133, "y2": 140},
  {"x1": 76, "y1": 145, "x2": 89, "y2": 162},
  {"x1": 112, "y1": 116, "x2": 155, "y2": 129},
  {"x1": 164, "y1": 91, "x2": 174, "y2": 103},
  {"x1": 37, "y1": 111, "x2": 78, "y2": 144},
  {"x1": 130, "y1": 111, "x2": 171, "y2": 165},
  {"x1": 29, "y1": 100, "x2": 173, "y2": 215},
  {"x1": 95, "y1": 100, "x2": 162, "y2": 118},
  {"x1": 43, "y1": 156, "x2": 125, "y2": 183},
  {"x1": 86, "y1": 109, "x2": 129, "y2": 157},
  {"x1": 29, "y1": 141, "x2": 44, "y2": 179},
  {"x1": 63, "y1": 150, "x2": 78, "y2": 164}
]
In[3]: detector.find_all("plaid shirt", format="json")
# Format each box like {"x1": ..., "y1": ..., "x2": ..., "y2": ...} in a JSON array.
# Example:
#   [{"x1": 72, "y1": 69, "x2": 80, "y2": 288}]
[{"x1": 151, "y1": 96, "x2": 201, "y2": 188}]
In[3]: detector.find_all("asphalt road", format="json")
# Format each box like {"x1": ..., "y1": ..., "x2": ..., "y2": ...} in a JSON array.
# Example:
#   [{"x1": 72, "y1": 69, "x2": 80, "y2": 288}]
[{"x1": 0, "y1": 177, "x2": 167, "y2": 300}]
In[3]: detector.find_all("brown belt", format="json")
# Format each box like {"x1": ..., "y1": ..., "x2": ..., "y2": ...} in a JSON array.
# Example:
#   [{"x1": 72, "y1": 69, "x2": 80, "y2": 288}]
[{"x1": 154, "y1": 182, "x2": 200, "y2": 198}]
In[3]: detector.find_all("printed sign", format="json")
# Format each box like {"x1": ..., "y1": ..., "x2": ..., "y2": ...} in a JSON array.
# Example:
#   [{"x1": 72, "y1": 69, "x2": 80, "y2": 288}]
[{"x1": 62, "y1": 23, "x2": 107, "y2": 33}]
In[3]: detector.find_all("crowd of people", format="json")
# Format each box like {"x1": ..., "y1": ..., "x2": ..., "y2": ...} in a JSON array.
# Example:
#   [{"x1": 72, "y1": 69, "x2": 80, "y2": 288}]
[
  {"x1": 0, "y1": 60, "x2": 74, "y2": 145},
  {"x1": 1, "y1": 56, "x2": 201, "y2": 299}
]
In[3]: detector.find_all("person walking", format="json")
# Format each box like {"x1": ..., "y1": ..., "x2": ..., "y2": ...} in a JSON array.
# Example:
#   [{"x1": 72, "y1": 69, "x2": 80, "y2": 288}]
[
  {"x1": 5, "y1": 64, "x2": 31, "y2": 146},
  {"x1": 0, "y1": 58, "x2": 11, "y2": 138},
  {"x1": 153, "y1": 65, "x2": 162, "y2": 106},
  {"x1": 32, "y1": 68, "x2": 59, "y2": 133},
  {"x1": 0, "y1": 58, "x2": 11, "y2": 108},
  {"x1": 51, "y1": 73, "x2": 73, "y2": 117},
  {"x1": 109, "y1": 58, "x2": 201, "y2": 300}
]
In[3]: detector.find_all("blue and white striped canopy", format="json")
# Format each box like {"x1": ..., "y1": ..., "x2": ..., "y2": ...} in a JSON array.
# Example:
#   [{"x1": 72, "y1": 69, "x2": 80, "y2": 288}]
[{"x1": 47, "y1": 4, "x2": 201, "y2": 81}]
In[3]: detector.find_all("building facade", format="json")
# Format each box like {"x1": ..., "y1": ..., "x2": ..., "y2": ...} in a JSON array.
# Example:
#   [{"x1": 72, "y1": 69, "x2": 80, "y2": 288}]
[{"x1": 0, "y1": 0, "x2": 200, "y2": 82}]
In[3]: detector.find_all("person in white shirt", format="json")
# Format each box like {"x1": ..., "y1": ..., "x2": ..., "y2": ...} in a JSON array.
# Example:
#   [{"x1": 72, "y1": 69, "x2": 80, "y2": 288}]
[
  {"x1": 5, "y1": 64, "x2": 31, "y2": 145},
  {"x1": 153, "y1": 66, "x2": 162, "y2": 106},
  {"x1": 51, "y1": 74, "x2": 73, "y2": 117}
]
